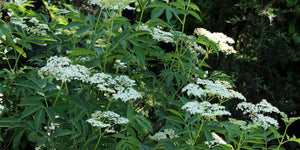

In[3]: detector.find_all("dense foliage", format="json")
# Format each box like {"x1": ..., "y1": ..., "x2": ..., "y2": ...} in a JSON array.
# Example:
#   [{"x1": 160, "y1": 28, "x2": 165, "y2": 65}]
[{"x1": 0, "y1": 0, "x2": 299, "y2": 149}]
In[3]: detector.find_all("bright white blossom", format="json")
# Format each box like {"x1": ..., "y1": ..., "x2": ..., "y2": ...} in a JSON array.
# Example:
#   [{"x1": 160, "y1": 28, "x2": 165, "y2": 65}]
[
  {"x1": 182, "y1": 78, "x2": 246, "y2": 101},
  {"x1": 149, "y1": 129, "x2": 179, "y2": 141},
  {"x1": 89, "y1": 0, "x2": 136, "y2": 10},
  {"x1": 10, "y1": 16, "x2": 49, "y2": 36},
  {"x1": 39, "y1": 56, "x2": 142, "y2": 102},
  {"x1": 138, "y1": 25, "x2": 174, "y2": 43},
  {"x1": 39, "y1": 56, "x2": 90, "y2": 82},
  {"x1": 237, "y1": 99, "x2": 282, "y2": 129},
  {"x1": 87, "y1": 111, "x2": 129, "y2": 128},
  {"x1": 194, "y1": 28, "x2": 236, "y2": 54},
  {"x1": 182, "y1": 101, "x2": 231, "y2": 118}
]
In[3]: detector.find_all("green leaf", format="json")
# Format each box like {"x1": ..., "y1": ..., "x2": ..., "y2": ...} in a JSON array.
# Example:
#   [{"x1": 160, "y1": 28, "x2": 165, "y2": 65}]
[
  {"x1": 15, "y1": 80, "x2": 42, "y2": 91},
  {"x1": 163, "y1": 141, "x2": 175, "y2": 150},
  {"x1": 13, "y1": 45, "x2": 27, "y2": 58},
  {"x1": 166, "y1": 7, "x2": 172, "y2": 22},
  {"x1": 147, "y1": 2, "x2": 168, "y2": 8},
  {"x1": 81, "y1": 120, "x2": 88, "y2": 137},
  {"x1": 57, "y1": 129, "x2": 75, "y2": 136},
  {"x1": 127, "y1": 105, "x2": 134, "y2": 121},
  {"x1": 69, "y1": 48, "x2": 97, "y2": 57},
  {"x1": 188, "y1": 10, "x2": 202, "y2": 22},
  {"x1": 62, "y1": 21, "x2": 84, "y2": 30},
  {"x1": 21, "y1": 105, "x2": 43, "y2": 119},
  {"x1": 13, "y1": 130, "x2": 25, "y2": 150},
  {"x1": 286, "y1": 0, "x2": 299, "y2": 7},
  {"x1": 165, "y1": 116, "x2": 185, "y2": 125},
  {"x1": 87, "y1": 13, "x2": 95, "y2": 28},
  {"x1": 288, "y1": 137, "x2": 300, "y2": 145},
  {"x1": 134, "y1": 46, "x2": 146, "y2": 66},
  {"x1": 0, "y1": 118, "x2": 21, "y2": 127},
  {"x1": 63, "y1": 95, "x2": 89, "y2": 113},
  {"x1": 34, "y1": 109, "x2": 45, "y2": 131},
  {"x1": 167, "y1": 109, "x2": 183, "y2": 119},
  {"x1": 45, "y1": 107, "x2": 56, "y2": 122},
  {"x1": 151, "y1": 8, "x2": 165, "y2": 19},
  {"x1": 134, "y1": 116, "x2": 153, "y2": 133},
  {"x1": 204, "y1": 130, "x2": 212, "y2": 141},
  {"x1": 75, "y1": 27, "x2": 91, "y2": 35},
  {"x1": 19, "y1": 96, "x2": 44, "y2": 106},
  {"x1": 170, "y1": 2, "x2": 184, "y2": 10},
  {"x1": 127, "y1": 31, "x2": 149, "y2": 39}
]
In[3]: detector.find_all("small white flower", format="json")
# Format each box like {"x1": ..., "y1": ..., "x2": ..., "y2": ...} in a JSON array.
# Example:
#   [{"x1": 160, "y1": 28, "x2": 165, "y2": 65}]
[
  {"x1": 237, "y1": 99, "x2": 282, "y2": 129},
  {"x1": 194, "y1": 28, "x2": 236, "y2": 55},
  {"x1": 182, "y1": 101, "x2": 231, "y2": 118},
  {"x1": 149, "y1": 129, "x2": 179, "y2": 141}
]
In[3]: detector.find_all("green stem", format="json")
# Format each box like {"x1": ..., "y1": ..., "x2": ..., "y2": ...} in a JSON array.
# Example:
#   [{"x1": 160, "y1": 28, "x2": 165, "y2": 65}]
[
  {"x1": 12, "y1": 53, "x2": 21, "y2": 72},
  {"x1": 179, "y1": 0, "x2": 191, "y2": 53},
  {"x1": 3, "y1": 53, "x2": 13, "y2": 72},
  {"x1": 276, "y1": 124, "x2": 289, "y2": 150},
  {"x1": 193, "y1": 117, "x2": 204, "y2": 147},
  {"x1": 94, "y1": 129, "x2": 103, "y2": 150},
  {"x1": 236, "y1": 130, "x2": 245, "y2": 150},
  {"x1": 53, "y1": 81, "x2": 64, "y2": 106}
]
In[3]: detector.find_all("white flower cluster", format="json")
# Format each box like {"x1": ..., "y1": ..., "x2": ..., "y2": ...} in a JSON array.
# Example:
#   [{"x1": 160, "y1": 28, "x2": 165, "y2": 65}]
[
  {"x1": 182, "y1": 101, "x2": 231, "y2": 118},
  {"x1": 194, "y1": 28, "x2": 236, "y2": 55},
  {"x1": 10, "y1": 16, "x2": 49, "y2": 36},
  {"x1": 89, "y1": 74, "x2": 142, "y2": 102},
  {"x1": 185, "y1": 35, "x2": 206, "y2": 55},
  {"x1": 228, "y1": 118, "x2": 260, "y2": 130},
  {"x1": 86, "y1": 111, "x2": 129, "y2": 128},
  {"x1": 138, "y1": 25, "x2": 174, "y2": 43},
  {"x1": 89, "y1": 0, "x2": 136, "y2": 10},
  {"x1": 182, "y1": 78, "x2": 246, "y2": 101},
  {"x1": 204, "y1": 132, "x2": 227, "y2": 148},
  {"x1": 39, "y1": 56, "x2": 142, "y2": 102},
  {"x1": 39, "y1": 56, "x2": 90, "y2": 82},
  {"x1": 0, "y1": 93, "x2": 4, "y2": 115},
  {"x1": 149, "y1": 129, "x2": 179, "y2": 141},
  {"x1": 237, "y1": 99, "x2": 281, "y2": 129}
]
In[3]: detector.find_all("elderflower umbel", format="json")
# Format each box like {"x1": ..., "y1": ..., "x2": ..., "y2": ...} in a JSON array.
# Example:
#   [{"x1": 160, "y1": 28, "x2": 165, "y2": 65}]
[
  {"x1": 89, "y1": 73, "x2": 142, "y2": 102},
  {"x1": 86, "y1": 111, "x2": 129, "y2": 128},
  {"x1": 237, "y1": 99, "x2": 282, "y2": 129},
  {"x1": 149, "y1": 129, "x2": 179, "y2": 141},
  {"x1": 39, "y1": 56, "x2": 90, "y2": 82},
  {"x1": 138, "y1": 25, "x2": 174, "y2": 43},
  {"x1": 89, "y1": 0, "x2": 136, "y2": 10},
  {"x1": 194, "y1": 28, "x2": 236, "y2": 55},
  {"x1": 182, "y1": 78, "x2": 246, "y2": 101},
  {"x1": 182, "y1": 101, "x2": 231, "y2": 118}
]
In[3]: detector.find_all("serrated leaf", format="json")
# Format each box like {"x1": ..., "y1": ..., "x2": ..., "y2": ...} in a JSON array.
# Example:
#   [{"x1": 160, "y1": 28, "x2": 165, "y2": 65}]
[
  {"x1": 21, "y1": 105, "x2": 43, "y2": 119},
  {"x1": 16, "y1": 80, "x2": 42, "y2": 91},
  {"x1": 151, "y1": 8, "x2": 164, "y2": 19},
  {"x1": 34, "y1": 109, "x2": 45, "y2": 131},
  {"x1": 135, "y1": 116, "x2": 153, "y2": 133},
  {"x1": 13, "y1": 130, "x2": 25, "y2": 150},
  {"x1": 188, "y1": 10, "x2": 202, "y2": 22},
  {"x1": 69, "y1": 48, "x2": 97, "y2": 57},
  {"x1": 167, "y1": 109, "x2": 183, "y2": 119},
  {"x1": 166, "y1": 7, "x2": 172, "y2": 22},
  {"x1": 165, "y1": 116, "x2": 185, "y2": 125},
  {"x1": 81, "y1": 120, "x2": 88, "y2": 137},
  {"x1": 57, "y1": 129, "x2": 75, "y2": 136}
]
